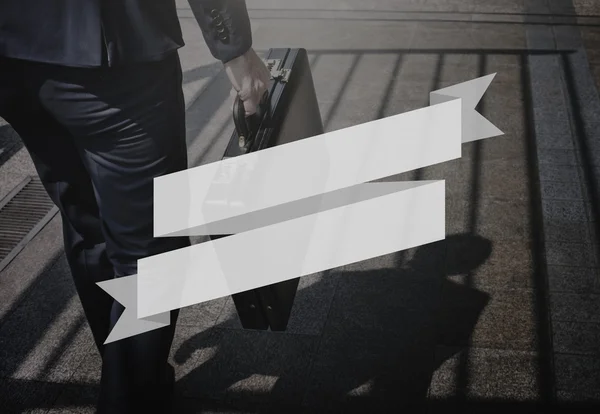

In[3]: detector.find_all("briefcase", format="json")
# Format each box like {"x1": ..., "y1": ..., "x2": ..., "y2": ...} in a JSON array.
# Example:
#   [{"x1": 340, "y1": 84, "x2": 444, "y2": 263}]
[{"x1": 209, "y1": 48, "x2": 324, "y2": 331}]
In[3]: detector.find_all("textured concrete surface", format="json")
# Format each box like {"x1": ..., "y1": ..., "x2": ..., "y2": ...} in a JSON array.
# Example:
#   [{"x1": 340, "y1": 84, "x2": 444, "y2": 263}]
[{"x1": 1, "y1": 0, "x2": 600, "y2": 412}]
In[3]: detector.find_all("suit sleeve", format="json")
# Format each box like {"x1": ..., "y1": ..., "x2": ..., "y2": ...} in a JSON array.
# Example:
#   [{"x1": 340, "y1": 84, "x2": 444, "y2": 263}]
[{"x1": 187, "y1": 0, "x2": 253, "y2": 64}]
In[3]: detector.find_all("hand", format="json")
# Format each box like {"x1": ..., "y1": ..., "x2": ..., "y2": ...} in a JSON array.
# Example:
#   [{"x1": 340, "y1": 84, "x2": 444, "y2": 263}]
[{"x1": 224, "y1": 48, "x2": 270, "y2": 116}]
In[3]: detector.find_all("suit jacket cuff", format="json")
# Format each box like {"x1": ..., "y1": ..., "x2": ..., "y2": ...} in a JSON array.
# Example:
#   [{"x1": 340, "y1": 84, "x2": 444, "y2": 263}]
[{"x1": 189, "y1": 0, "x2": 253, "y2": 64}]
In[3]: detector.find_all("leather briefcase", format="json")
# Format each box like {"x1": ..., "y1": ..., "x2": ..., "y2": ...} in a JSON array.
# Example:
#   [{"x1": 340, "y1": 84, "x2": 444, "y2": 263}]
[{"x1": 209, "y1": 48, "x2": 324, "y2": 331}]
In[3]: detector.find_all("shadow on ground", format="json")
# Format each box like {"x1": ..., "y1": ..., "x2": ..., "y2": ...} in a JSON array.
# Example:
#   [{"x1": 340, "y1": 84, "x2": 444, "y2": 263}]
[
  {"x1": 0, "y1": 124, "x2": 22, "y2": 169},
  {"x1": 169, "y1": 233, "x2": 493, "y2": 413}
]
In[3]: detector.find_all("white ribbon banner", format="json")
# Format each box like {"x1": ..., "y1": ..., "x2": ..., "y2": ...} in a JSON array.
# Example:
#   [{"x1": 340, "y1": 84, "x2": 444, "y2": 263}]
[{"x1": 98, "y1": 73, "x2": 503, "y2": 344}]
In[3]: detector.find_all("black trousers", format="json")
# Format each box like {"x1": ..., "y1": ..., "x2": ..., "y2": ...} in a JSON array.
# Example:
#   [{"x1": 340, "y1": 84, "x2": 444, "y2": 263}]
[{"x1": 0, "y1": 52, "x2": 191, "y2": 413}]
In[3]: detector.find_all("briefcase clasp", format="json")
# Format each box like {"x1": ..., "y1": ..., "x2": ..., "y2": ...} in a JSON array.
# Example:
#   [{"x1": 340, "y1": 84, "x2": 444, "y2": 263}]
[{"x1": 263, "y1": 58, "x2": 291, "y2": 83}]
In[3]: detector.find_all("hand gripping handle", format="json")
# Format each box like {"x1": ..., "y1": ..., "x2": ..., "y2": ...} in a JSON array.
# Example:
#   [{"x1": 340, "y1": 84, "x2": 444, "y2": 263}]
[{"x1": 233, "y1": 90, "x2": 269, "y2": 151}]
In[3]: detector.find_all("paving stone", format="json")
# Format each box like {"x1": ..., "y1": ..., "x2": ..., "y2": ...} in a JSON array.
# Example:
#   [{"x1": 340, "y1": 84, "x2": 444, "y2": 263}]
[
  {"x1": 554, "y1": 25, "x2": 586, "y2": 50},
  {"x1": 0, "y1": 215, "x2": 63, "y2": 322},
  {"x1": 0, "y1": 377, "x2": 66, "y2": 414},
  {"x1": 377, "y1": 98, "x2": 427, "y2": 120},
  {"x1": 537, "y1": 148, "x2": 578, "y2": 166},
  {"x1": 435, "y1": 279, "x2": 491, "y2": 347},
  {"x1": 578, "y1": 157, "x2": 600, "y2": 185},
  {"x1": 538, "y1": 164, "x2": 581, "y2": 183},
  {"x1": 173, "y1": 328, "x2": 317, "y2": 406},
  {"x1": 309, "y1": 54, "x2": 362, "y2": 110},
  {"x1": 541, "y1": 199, "x2": 587, "y2": 221},
  {"x1": 467, "y1": 240, "x2": 535, "y2": 291},
  {"x1": 556, "y1": 389, "x2": 600, "y2": 404},
  {"x1": 445, "y1": 197, "x2": 469, "y2": 235},
  {"x1": 429, "y1": 347, "x2": 540, "y2": 401},
  {"x1": 411, "y1": 22, "x2": 476, "y2": 49},
  {"x1": 304, "y1": 306, "x2": 436, "y2": 412},
  {"x1": 436, "y1": 54, "x2": 482, "y2": 86},
  {"x1": 540, "y1": 181, "x2": 584, "y2": 200},
  {"x1": 461, "y1": 132, "x2": 526, "y2": 163},
  {"x1": 0, "y1": 255, "x2": 93, "y2": 383},
  {"x1": 535, "y1": 132, "x2": 576, "y2": 151},
  {"x1": 573, "y1": 0, "x2": 600, "y2": 16},
  {"x1": 528, "y1": 55, "x2": 565, "y2": 93},
  {"x1": 0, "y1": 125, "x2": 23, "y2": 170},
  {"x1": 50, "y1": 382, "x2": 99, "y2": 414},
  {"x1": 396, "y1": 53, "x2": 446, "y2": 85},
  {"x1": 545, "y1": 242, "x2": 597, "y2": 267},
  {"x1": 532, "y1": 101, "x2": 574, "y2": 146},
  {"x1": 585, "y1": 201, "x2": 600, "y2": 224},
  {"x1": 555, "y1": 354, "x2": 600, "y2": 400},
  {"x1": 580, "y1": 122, "x2": 600, "y2": 157},
  {"x1": 283, "y1": 270, "x2": 340, "y2": 336},
  {"x1": 177, "y1": 298, "x2": 227, "y2": 328},
  {"x1": 337, "y1": 53, "x2": 406, "y2": 103},
  {"x1": 41, "y1": 344, "x2": 102, "y2": 412},
  {"x1": 553, "y1": 321, "x2": 600, "y2": 356},
  {"x1": 561, "y1": 50, "x2": 600, "y2": 124},
  {"x1": 438, "y1": 287, "x2": 538, "y2": 351},
  {"x1": 0, "y1": 143, "x2": 37, "y2": 203},
  {"x1": 476, "y1": 197, "x2": 531, "y2": 241},
  {"x1": 550, "y1": 292, "x2": 600, "y2": 323},
  {"x1": 548, "y1": 0, "x2": 578, "y2": 14},
  {"x1": 543, "y1": 219, "x2": 593, "y2": 244},
  {"x1": 447, "y1": 159, "x2": 530, "y2": 201},
  {"x1": 70, "y1": 349, "x2": 102, "y2": 383},
  {"x1": 471, "y1": 23, "x2": 527, "y2": 49},
  {"x1": 331, "y1": 256, "x2": 445, "y2": 313},
  {"x1": 548, "y1": 265, "x2": 600, "y2": 293},
  {"x1": 443, "y1": 234, "x2": 494, "y2": 278},
  {"x1": 525, "y1": 25, "x2": 556, "y2": 50},
  {"x1": 482, "y1": 95, "x2": 527, "y2": 138},
  {"x1": 324, "y1": 99, "x2": 385, "y2": 131},
  {"x1": 484, "y1": 55, "x2": 523, "y2": 86}
]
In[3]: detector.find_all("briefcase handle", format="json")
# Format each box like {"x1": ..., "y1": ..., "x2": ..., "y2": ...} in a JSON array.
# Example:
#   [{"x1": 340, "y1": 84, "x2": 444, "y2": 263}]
[{"x1": 233, "y1": 91, "x2": 269, "y2": 151}]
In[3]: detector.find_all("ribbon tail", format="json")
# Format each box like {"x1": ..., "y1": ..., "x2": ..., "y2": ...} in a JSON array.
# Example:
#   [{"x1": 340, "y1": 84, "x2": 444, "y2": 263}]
[
  {"x1": 430, "y1": 73, "x2": 504, "y2": 143},
  {"x1": 97, "y1": 274, "x2": 171, "y2": 344}
]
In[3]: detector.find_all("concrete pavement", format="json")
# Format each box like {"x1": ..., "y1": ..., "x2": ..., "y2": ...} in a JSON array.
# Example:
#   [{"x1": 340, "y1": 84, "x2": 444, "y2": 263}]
[{"x1": 1, "y1": 0, "x2": 599, "y2": 412}]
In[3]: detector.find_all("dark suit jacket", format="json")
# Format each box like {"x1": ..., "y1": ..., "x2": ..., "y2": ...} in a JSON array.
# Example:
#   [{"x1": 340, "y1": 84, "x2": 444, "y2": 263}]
[{"x1": 0, "y1": 0, "x2": 252, "y2": 67}]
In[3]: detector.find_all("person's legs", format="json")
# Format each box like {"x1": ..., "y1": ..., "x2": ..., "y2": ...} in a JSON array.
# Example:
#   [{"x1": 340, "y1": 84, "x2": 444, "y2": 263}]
[
  {"x1": 1, "y1": 52, "x2": 191, "y2": 412},
  {"x1": 0, "y1": 56, "x2": 114, "y2": 353},
  {"x1": 31, "y1": 53, "x2": 191, "y2": 413}
]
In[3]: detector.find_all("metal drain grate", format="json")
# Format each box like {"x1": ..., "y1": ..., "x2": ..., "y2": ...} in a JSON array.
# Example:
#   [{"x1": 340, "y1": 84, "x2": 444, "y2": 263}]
[{"x1": 0, "y1": 176, "x2": 59, "y2": 273}]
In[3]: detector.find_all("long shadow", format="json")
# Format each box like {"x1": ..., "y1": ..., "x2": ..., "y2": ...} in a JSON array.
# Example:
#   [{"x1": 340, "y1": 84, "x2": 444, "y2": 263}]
[
  {"x1": 171, "y1": 234, "x2": 492, "y2": 413},
  {"x1": 561, "y1": 42, "x2": 600, "y2": 247},
  {"x1": 521, "y1": 50, "x2": 557, "y2": 403},
  {"x1": 0, "y1": 124, "x2": 23, "y2": 169},
  {"x1": 0, "y1": 249, "x2": 71, "y2": 367}
]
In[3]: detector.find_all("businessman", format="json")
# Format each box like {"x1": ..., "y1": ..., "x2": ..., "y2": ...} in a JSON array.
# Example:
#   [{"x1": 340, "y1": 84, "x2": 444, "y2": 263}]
[{"x1": 0, "y1": 0, "x2": 270, "y2": 412}]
